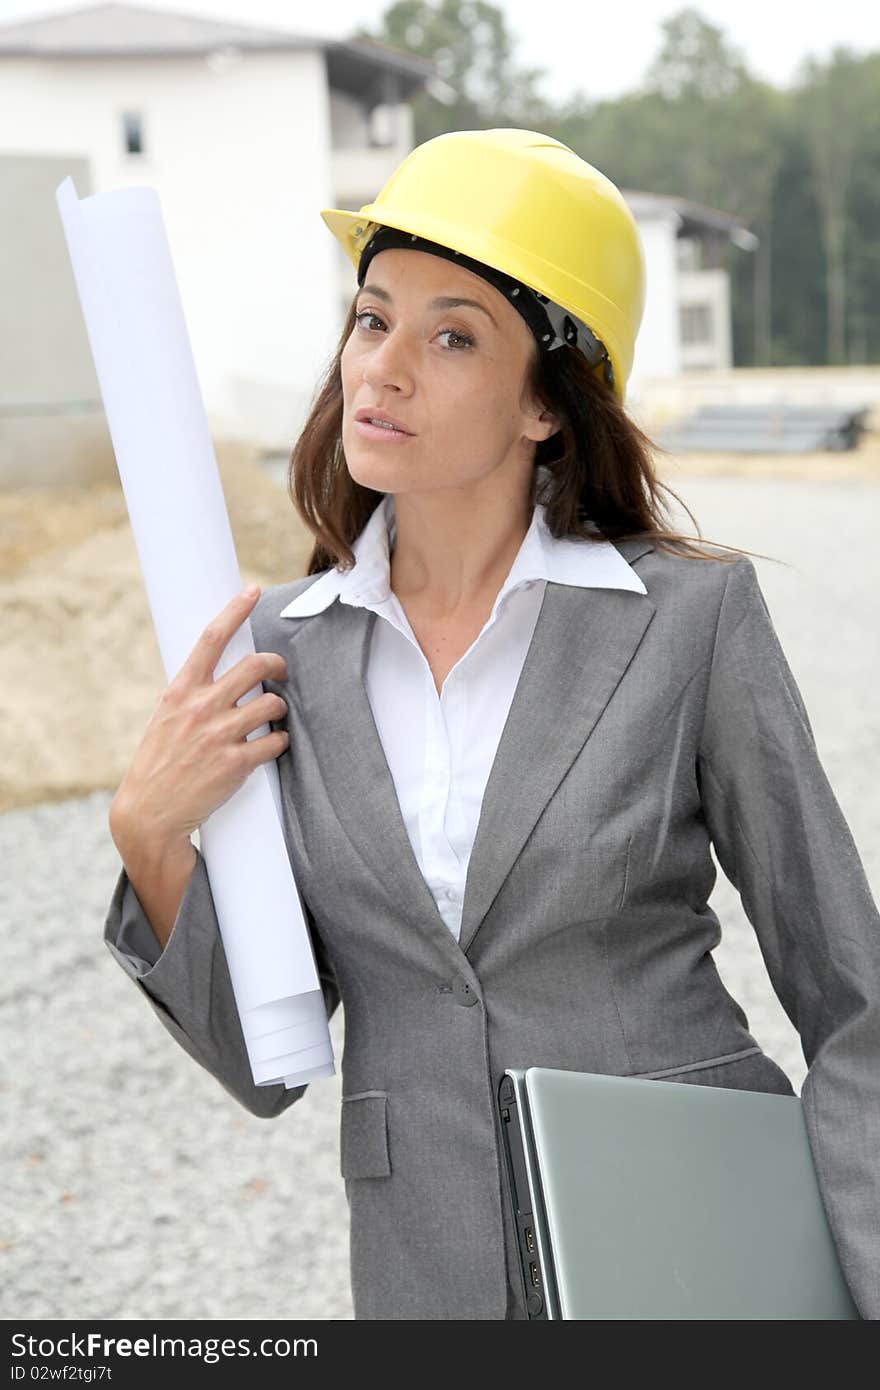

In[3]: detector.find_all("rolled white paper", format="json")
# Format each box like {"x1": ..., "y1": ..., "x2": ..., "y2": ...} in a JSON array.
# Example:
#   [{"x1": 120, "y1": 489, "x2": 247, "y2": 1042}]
[{"x1": 56, "y1": 175, "x2": 334, "y2": 1089}]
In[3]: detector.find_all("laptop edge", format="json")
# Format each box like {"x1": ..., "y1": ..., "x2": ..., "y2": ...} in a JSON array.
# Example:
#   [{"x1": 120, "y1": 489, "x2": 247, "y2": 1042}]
[{"x1": 498, "y1": 1069, "x2": 561, "y2": 1319}]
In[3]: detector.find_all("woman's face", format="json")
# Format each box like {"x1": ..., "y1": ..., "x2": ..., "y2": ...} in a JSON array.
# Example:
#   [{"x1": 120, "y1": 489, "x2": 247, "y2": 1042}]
[{"x1": 340, "y1": 248, "x2": 558, "y2": 499}]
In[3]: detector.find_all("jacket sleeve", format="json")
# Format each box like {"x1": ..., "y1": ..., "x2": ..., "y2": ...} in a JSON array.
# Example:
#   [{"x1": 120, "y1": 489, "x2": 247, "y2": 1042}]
[
  {"x1": 103, "y1": 844, "x2": 341, "y2": 1119},
  {"x1": 696, "y1": 554, "x2": 880, "y2": 1319}
]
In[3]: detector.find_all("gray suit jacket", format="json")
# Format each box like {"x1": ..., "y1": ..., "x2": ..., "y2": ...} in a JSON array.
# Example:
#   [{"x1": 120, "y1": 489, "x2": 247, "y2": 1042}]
[{"x1": 103, "y1": 538, "x2": 880, "y2": 1320}]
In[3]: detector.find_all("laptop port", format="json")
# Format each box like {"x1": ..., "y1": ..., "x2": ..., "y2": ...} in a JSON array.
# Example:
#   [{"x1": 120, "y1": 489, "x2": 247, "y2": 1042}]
[
  {"x1": 529, "y1": 1262, "x2": 540, "y2": 1288},
  {"x1": 524, "y1": 1227, "x2": 535, "y2": 1253}
]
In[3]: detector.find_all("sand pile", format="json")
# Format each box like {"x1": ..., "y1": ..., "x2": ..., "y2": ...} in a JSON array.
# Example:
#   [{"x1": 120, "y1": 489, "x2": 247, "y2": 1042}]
[{"x1": 0, "y1": 442, "x2": 314, "y2": 813}]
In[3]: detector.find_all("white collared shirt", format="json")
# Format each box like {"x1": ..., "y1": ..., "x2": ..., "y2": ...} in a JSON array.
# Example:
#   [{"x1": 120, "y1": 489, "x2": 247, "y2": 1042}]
[{"x1": 280, "y1": 489, "x2": 647, "y2": 941}]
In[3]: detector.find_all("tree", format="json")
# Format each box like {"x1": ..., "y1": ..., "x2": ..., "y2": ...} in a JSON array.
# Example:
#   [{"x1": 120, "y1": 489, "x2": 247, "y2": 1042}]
[
  {"x1": 794, "y1": 48, "x2": 872, "y2": 365},
  {"x1": 766, "y1": 131, "x2": 825, "y2": 366},
  {"x1": 844, "y1": 54, "x2": 880, "y2": 363},
  {"x1": 354, "y1": 0, "x2": 553, "y2": 143},
  {"x1": 643, "y1": 7, "x2": 750, "y2": 100}
]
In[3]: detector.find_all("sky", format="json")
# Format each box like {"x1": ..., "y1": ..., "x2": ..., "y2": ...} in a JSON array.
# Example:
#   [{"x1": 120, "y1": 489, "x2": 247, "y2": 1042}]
[{"x1": 1, "y1": 0, "x2": 879, "y2": 103}]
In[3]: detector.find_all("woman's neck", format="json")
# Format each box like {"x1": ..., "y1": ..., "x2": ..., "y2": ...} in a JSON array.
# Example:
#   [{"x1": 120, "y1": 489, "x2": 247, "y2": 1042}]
[{"x1": 388, "y1": 488, "x2": 533, "y2": 617}]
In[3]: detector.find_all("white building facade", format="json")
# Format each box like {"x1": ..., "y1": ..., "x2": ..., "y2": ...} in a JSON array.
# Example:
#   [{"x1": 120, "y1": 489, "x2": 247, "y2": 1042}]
[
  {"x1": 0, "y1": 2, "x2": 431, "y2": 466},
  {"x1": 624, "y1": 191, "x2": 757, "y2": 400}
]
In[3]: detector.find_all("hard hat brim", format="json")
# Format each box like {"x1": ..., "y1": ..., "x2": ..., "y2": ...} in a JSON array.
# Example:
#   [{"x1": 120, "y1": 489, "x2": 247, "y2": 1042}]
[{"x1": 321, "y1": 207, "x2": 384, "y2": 272}]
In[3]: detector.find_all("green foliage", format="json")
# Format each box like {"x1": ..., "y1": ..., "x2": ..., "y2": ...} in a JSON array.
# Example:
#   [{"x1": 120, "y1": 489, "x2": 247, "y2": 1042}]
[
  {"x1": 356, "y1": 1, "x2": 880, "y2": 365},
  {"x1": 643, "y1": 7, "x2": 750, "y2": 100},
  {"x1": 353, "y1": 0, "x2": 555, "y2": 140}
]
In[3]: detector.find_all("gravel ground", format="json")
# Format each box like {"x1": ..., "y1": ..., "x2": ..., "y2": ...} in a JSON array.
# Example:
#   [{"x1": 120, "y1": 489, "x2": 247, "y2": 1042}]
[{"x1": 2, "y1": 469, "x2": 879, "y2": 1322}]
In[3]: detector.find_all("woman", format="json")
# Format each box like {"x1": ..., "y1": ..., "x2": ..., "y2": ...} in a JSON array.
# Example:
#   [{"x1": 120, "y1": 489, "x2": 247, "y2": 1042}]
[{"x1": 104, "y1": 129, "x2": 880, "y2": 1320}]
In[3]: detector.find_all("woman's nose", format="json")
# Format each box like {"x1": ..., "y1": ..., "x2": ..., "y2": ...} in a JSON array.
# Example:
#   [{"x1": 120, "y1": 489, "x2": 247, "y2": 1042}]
[{"x1": 361, "y1": 327, "x2": 413, "y2": 393}]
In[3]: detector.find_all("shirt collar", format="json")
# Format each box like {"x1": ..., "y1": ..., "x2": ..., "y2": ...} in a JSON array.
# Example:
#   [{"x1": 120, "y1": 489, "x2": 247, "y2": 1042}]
[{"x1": 279, "y1": 489, "x2": 647, "y2": 619}]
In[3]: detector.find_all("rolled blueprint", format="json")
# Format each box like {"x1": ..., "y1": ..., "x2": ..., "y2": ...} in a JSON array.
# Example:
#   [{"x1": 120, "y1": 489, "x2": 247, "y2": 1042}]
[{"x1": 56, "y1": 176, "x2": 334, "y2": 1089}]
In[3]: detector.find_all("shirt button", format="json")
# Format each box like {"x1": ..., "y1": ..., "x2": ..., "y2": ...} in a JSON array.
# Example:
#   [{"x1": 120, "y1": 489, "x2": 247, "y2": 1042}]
[
  {"x1": 442, "y1": 887, "x2": 456, "y2": 901},
  {"x1": 452, "y1": 976, "x2": 479, "y2": 1007}
]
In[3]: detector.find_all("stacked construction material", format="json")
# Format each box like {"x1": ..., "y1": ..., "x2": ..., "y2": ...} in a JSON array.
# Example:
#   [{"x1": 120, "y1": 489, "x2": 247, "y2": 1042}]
[{"x1": 659, "y1": 403, "x2": 869, "y2": 454}]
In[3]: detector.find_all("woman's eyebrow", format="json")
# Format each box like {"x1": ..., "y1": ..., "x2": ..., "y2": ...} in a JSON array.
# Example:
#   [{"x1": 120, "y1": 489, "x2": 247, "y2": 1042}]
[{"x1": 358, "y1": 281, "x2": 497, "y2": 328}]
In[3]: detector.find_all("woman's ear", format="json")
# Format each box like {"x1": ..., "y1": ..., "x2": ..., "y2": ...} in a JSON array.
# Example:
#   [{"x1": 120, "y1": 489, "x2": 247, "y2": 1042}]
[{"x1": 527, "y1": 404, "x2": 561, "y2": 443}]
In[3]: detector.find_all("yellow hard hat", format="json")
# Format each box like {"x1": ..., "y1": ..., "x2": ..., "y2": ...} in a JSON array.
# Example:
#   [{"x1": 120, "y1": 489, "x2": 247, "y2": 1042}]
[{"x1": 321, "y1": 127, "x2": 645, "y2": 398}]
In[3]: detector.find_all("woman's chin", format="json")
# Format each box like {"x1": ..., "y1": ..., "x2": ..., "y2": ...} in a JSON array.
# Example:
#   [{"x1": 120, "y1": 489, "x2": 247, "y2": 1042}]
[{"x1": 344, "y1": 451, "x2": 415, "y2": 491}]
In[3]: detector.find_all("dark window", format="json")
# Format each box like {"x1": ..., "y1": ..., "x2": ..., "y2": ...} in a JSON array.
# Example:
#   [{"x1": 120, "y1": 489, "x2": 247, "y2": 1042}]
[{"x1": 122, "y1": 112, "x2": 144, "y2": 155}]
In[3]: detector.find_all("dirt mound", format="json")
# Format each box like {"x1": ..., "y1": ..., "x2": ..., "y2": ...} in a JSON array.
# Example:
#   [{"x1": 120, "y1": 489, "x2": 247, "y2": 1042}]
[{"x1": 0, "y1": 441, "x2": 314, "y2": 813}]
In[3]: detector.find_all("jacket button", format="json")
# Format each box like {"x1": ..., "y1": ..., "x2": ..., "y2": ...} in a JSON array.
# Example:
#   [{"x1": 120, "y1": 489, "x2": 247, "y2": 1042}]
[{"x1": 452, "y1": 976, "x2": 479, "y2": 1007}]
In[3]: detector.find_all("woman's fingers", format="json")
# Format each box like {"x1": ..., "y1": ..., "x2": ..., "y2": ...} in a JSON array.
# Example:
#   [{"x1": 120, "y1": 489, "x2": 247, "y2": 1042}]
[
  {"x1": 230, "y1": 689, "x2": 290, "y2": 741},
  {"x1": 111, "y1": 585, "x2": 293, "y2": 844},
  {"x1": 175, "y1": 586, "x2": 263, "y2": 689}
]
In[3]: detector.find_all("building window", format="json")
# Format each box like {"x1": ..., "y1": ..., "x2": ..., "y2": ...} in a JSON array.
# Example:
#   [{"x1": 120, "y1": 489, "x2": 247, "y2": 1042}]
[
  {"x1": 122, "y1": 112, "x2": 144, "y2": 156},
  {"x1": 368, "y1": 104, "x2": 396, "y2": 148},
  {"x1": 680, "y1": 303, "x2": 713, "y2": 345},
  {"x1": 676, "y1": 237, "x2": 701, "y2": 271}
]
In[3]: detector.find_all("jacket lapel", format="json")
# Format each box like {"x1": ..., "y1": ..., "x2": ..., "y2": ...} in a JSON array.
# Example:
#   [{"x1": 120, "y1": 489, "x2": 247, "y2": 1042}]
[
  {"x1": 281, "y1": 537, "x2": 656, "y2": 965},
  {"x1": 456, "y1": 540, "x2": 656, "y2": 954},
  {"x1": 282, "y1": 598, "x2": 464, "y2": 966}
]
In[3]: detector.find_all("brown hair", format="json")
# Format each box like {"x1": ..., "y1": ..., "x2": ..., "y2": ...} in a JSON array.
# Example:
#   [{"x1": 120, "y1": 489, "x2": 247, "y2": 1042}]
[{"x1": 288, "y1": 297, "x2": 774, "y2": 575}]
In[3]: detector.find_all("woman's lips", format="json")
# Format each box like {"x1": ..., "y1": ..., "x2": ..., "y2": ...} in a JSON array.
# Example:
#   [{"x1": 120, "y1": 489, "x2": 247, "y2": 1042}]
[{"x1": 354, "y1": 419, "x2": 414, "y2": 443}]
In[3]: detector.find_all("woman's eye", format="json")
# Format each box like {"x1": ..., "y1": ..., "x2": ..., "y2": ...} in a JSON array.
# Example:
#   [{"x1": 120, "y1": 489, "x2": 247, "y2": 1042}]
[
  {"x1": 437, "y1": 328, "x2": 475, "y2": 351},
  {"x1": 354, "y1": 310, "x2": 474, "y2": 351},
  {"x1": 355, "y1": 310, "x2": 384, "y2": 332}
]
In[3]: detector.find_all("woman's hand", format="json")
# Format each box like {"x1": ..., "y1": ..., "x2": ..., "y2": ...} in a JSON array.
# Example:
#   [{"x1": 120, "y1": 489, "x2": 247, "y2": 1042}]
[{"x1": 109, "y1": 586, "x2": 290, "y2": 854}]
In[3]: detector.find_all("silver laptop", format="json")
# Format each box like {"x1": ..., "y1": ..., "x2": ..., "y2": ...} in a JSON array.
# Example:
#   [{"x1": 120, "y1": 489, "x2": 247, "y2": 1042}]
[{"x1": 498, "y1": 1066, "x2": 860, "y2": 1320}]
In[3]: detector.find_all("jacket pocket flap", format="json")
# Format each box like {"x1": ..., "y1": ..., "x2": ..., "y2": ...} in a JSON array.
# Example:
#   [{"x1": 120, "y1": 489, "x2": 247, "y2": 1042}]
[
  {"x1": 631, "y1": 1044, "x2": 763, "y2": 1080},
  {"x1": 340, "y1": 1091, "x2": 391, "y2": 1180}
]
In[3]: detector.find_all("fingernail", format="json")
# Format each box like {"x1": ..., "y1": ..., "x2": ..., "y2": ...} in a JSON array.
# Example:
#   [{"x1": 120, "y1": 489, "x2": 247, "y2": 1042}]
[{"x1": 243, "y1": 584, "x2": 260, "y2": 598}]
